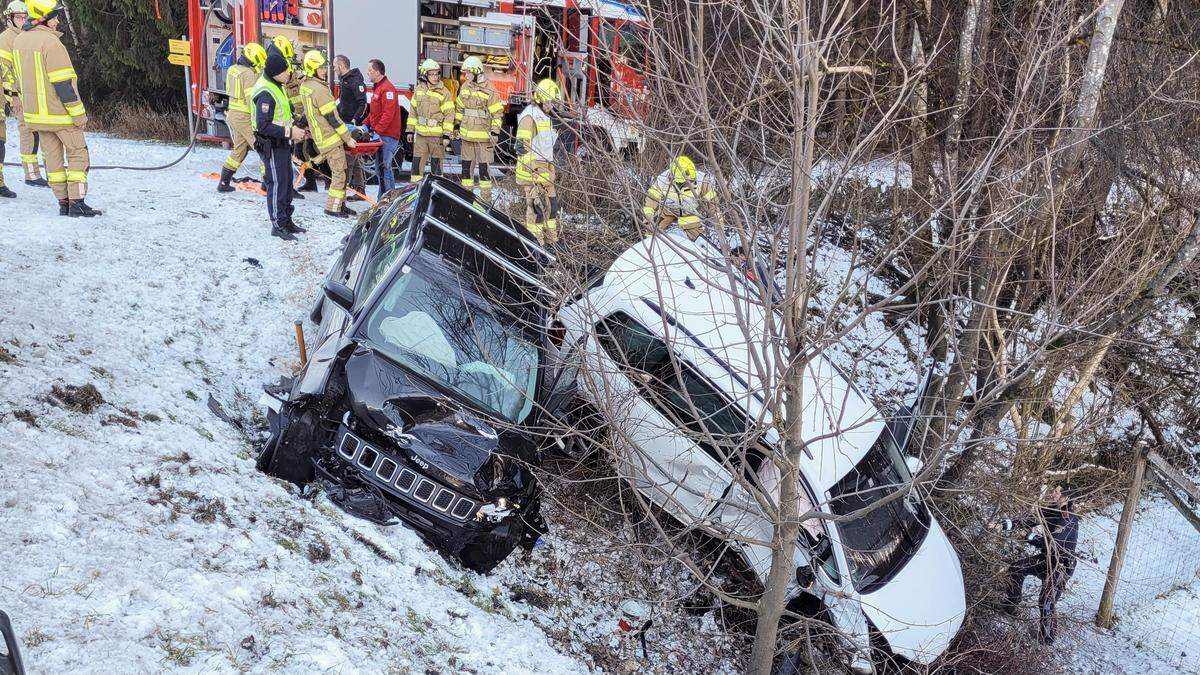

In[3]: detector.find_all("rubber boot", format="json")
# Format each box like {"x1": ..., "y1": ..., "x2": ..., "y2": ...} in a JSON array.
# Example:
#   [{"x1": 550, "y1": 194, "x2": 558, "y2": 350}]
[
  {"x1": 67, "y1": 200, "x2": 102, "y2": 217},
  {"x1": 297, "y1": 168, "x2": 320, "y2": 192},
  {"x1": 217, "y1": 167, "x2": 236, "y2": 193},
  {"x1": 58, "y1": 199, "x2": 70, "y2": 216}
]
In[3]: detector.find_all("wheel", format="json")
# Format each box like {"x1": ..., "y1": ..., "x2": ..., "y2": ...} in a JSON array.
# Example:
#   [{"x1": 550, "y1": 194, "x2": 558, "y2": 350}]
[
  {"x1": 257, "y1": 405, "x2": 324, "y2": 486},
  {"x1": 459, "y1": 530, "x2": 521, "y2": 574}
]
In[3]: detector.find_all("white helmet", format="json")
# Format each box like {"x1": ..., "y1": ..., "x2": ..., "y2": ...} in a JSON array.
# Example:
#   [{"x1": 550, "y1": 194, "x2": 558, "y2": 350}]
[{"x1": 4, "y1": 1, "x2": 27, "y2": 16}]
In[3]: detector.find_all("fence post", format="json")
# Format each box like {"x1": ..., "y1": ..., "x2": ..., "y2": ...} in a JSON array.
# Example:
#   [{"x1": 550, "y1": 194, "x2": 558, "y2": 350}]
[{"x1": 1096, "y1": 442, "x2": 1149, "y2": 629}]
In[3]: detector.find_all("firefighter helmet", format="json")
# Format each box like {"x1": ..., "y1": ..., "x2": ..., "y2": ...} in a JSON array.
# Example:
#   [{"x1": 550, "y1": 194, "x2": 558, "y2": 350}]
[
  {"x1": 419, "y1": 58, "x2": 440, "y2": 74},
  {"x1": 533, "y1": 78, "x2": 561, "y2": 104},
  {"x1": 272, "y1": 34, "x2": 295, "y2": 60},
  {"x1": 671, "y1": 155, "x2": 697, "y2": 183},
  {"x1": 25, "y1": 0, "x2": 57, "y2": 20},
  {"x1": 302, "y1": 50, "x2": 326, "y2": 76},
  {"x1": 4, "y1": 1, "x2": 26, "y2": 17},
  {"x1": 243, "y1": 43, "x2": 267, "y2": 71},
  {"x1": 462, "y1": 56, "x2": 484, "y2": 73}
]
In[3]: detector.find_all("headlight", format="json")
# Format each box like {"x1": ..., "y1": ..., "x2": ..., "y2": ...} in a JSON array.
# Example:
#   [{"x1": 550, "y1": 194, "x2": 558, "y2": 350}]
[{"x1": 475, "y1": 497, "x2": 516, "y2": 522}]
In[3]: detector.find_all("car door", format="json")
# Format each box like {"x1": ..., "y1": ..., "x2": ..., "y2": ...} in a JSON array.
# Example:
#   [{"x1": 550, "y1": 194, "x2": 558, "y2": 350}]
[{"x1": 585, "y1": 311, "x2": 734, "y2": 529}]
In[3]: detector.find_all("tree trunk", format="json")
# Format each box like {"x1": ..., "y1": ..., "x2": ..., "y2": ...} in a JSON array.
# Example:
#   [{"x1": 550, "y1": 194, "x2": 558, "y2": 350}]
[{"x1": 1057, "y1": 0, "x2": 1126, "y2": 172}]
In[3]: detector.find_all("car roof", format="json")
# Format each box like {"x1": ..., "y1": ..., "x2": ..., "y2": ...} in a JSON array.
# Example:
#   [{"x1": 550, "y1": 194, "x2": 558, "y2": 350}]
[{"x1": 595, "y1": 232, "x2": 884, "y2": 494}]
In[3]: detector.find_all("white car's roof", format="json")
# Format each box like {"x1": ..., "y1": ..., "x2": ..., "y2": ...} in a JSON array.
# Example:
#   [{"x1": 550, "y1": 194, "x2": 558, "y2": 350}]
[{"x1": 596, "y1": 232, "x2": 884, "y2": 495}]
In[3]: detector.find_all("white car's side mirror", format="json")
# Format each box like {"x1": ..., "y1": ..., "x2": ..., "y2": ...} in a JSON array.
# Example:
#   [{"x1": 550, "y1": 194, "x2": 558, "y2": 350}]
[{"x1": 905, "y1": 454, "x2": 923, "y2": 477}]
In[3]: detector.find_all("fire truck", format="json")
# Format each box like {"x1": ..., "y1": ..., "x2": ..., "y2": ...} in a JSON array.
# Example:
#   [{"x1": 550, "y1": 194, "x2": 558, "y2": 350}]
[{"x1": 184, "y1": 0, "x2": 650, "y2": 163}]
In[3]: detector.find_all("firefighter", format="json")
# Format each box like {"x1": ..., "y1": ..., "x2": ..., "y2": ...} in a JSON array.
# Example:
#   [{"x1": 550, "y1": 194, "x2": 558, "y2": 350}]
[
  {"x1": 14, "y1": 0, "x2": 99, "y2": 216},
  {"x1": 999, "y1": 483, "x2": 1081, "y2": 644},
  {"x1": 298, "y1": 49, "x2": 358, "y2": 218},
  {"x1": 217, "y1": 42, "x2": 266, "y2": 193},
  {"x1": 2, "y1": 0, "x2": 45, "y2": 190},
  {"x1": 251, "y1": 47, "x2": 308, "y2": 240},
  {"x1": 515, "y1": 78, "x2": 561, "y2": 246},
  {"x1": 410, "y1": 58, "x2": 452, "y2": 182},
  {"x1": 642, "y1": 155, "x2": 717, "y2": 240},
  {"x1": 454, "y1": 55, "x2": 502, "y2": 205}
]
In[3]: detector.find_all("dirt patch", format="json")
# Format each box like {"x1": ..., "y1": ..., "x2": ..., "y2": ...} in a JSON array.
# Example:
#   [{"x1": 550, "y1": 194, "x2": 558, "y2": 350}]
[
  {"x1": 0, "y1": 345, "x2": 16, "y2": 363},
  {"x1": 49, "y1": 383, "x2": 105, "y2": 414},
  {"x1": 12, "y1": 410, "x2": 38, "y2": 427},
  {"x1": 102, "y1": 414, "x2": 140, "y2": 428},
  {"x1": 307, "y1": 538, "x2": 332, "y2": 563},
  {"x1": 192, "y1": 496, "x2": 233, "y2": 527}
]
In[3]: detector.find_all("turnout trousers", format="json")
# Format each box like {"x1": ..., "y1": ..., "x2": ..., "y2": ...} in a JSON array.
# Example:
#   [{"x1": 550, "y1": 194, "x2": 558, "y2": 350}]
[
  {"x1": 31, "y1": 126, "x2": 89, "y2": 201},
  {"x1": 223, "y1": 111, "x2": 255, "y2": 172},
  {"x1": 256, "y1": 140, "x2": 294, "y2": 227}
]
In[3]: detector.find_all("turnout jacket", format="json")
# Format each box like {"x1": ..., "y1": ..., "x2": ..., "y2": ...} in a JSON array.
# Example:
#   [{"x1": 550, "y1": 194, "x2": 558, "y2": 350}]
[
  {"x1": 224, "y1": 58, "x2": 258, "y2": 115},
  {"x1": 455, "y1": 76, "x2": 502, "y2": 142},
  {"x1": 411, "y1": 79, "x2": 453, "y2": 137},
  {"x1": 0, "y1": 26, "x2": 19, "y2": 102},
  {"x1": 299, "y1": 76, "x2": 351, "y2": 152},
  {"x1": 642, "y1": 169, "x2": 717, "y2": 226},
  {"x1": 13, "y1": 24, "x2": 86, "y2": 128}
]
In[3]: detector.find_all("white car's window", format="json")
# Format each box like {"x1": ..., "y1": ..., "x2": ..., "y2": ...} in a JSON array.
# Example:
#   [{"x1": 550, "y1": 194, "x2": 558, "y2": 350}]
[{"x1": 595, "y1": 311, "x2": 753, "y2": 470}]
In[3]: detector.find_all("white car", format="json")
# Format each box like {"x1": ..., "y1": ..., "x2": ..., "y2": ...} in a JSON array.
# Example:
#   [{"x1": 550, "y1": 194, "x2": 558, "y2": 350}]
[{"x1": 557, "y1": 231, "x2": 965, "y2": 670}]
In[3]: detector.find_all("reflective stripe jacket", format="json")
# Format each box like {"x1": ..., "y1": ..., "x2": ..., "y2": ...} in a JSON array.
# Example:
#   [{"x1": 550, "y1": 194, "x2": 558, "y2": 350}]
[
  {"x1": 14, "y1": 25, "x2": 85, "y2": 127},
  {"x1": 224, "y1": 62, "x2": 257, "y2": 115},
  {"x1": 0, "y1": 27, "x2": 19, "y2": 101},
  {"x1": 411, "y1": 80, "x2": 452, "y2": 137},
  {"x1": 299, "y1": 77, "x2": 351, "y2": 152},
  {"x1": 455, "y1": 77, "x2": 502, "y2": 143},
  {"x1": 642, "y1": 169, "x2": 717, "y2": 225},
  {"x1": 515, "y1": 104, "x2": 557, "y2": 185},
  {"x1": 250, "y1": 75, "x2": 293, "y2": 148}
]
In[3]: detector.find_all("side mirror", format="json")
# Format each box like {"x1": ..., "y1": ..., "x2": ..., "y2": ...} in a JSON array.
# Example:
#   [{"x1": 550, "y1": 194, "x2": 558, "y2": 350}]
[
  {"x1": 905, "y1": 454, "x2": 923, "y2": 477},
  {"x1": 323, "y1": 280, "x2": 355, "y2": 313},
  {"x1": 795, "y1": 564, "x2": 815, "y2": 588},
  {"x1": 811, "y1": 536, "x2": 832, "y2": 560}
]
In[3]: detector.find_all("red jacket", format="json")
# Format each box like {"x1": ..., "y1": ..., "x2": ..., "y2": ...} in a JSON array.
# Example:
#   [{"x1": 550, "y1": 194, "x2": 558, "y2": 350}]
[{"x1": 364, "y1": 76, "x2": 403, "y2": 140}]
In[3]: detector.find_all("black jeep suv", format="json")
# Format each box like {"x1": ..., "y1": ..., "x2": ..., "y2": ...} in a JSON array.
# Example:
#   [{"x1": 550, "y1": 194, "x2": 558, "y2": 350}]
[{"x1": 257, "y1": 177, "x2": 573, "y2": 572}]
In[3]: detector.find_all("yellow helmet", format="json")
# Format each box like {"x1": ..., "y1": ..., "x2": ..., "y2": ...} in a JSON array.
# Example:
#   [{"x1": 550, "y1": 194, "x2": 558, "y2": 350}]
[
  {"x1": 302, "y1": 50, "x2": 326, "y2": 76},
  {"x1": 462, "y1": 55, "x2": 484, "y2": 73},
  {"x1": 671, "y1": 155, "x2": 697, "y2": 183},
  {"x1": 419, "y1": 58, "x2": 440, "y2": 74},
  {"x1": 243, "y1": 43, "x2": 267, "y2": 71},
  {"x1": 271, "y1": 34, "x2": 295, "y2": 60},
  {"x1": 25, "y1": 0, "x2": 57, "y2": 20},
  {"x1": 534, "y1": 78, "x2": 561, "y2": 104},
  {"x1": 4, "y1": 1, "x2": 27, "y2": 17}
]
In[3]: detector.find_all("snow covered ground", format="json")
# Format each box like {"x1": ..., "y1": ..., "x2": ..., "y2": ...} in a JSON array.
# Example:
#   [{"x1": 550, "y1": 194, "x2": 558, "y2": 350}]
[{"x1": 0, "y1": 127, "x2": 596, "y2": 673}]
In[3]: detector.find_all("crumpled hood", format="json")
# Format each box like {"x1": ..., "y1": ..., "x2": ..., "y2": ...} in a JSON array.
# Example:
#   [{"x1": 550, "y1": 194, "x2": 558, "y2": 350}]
[
  {"x1": 343, "y1": 346, "x2": 530, "y2": 497},
  {"x1": 857, "y1": 519, "x2": 966, "y2": 663}
]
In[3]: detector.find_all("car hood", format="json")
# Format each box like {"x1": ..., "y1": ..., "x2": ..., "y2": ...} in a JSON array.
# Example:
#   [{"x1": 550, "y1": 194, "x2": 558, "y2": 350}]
[
  {"x1": 344, "y1": 346, "x2": 531, "y2": 497},
  {"x1": 857, "y1": 518, "x2": 965, "y2": 664}
]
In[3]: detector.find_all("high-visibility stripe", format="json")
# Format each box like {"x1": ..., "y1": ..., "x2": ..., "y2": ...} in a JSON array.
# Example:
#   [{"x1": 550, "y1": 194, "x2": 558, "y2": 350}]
[
  {"x1": 66, "y1": 170, "x2": 87, "y2": 183},
  {"x1": 318, "y1": 100, "x2": 337, "y2": 115},
  {"x1": 647, "y1": 186, "x2": 664, "y2": 199},
  {"x1": 461, "y1": 178, "x2": 475, "y2": 187},
  {"x1": 34, "y1": 52, "x2": 47, "y2": 120},
  {"x1": 703, "y1": 189, "x2": 717, "y2": 200},
  {"x1": 47, "y1": 67, "x2": 75, "y2": 83},
  {"x1": 25, "y1": 112, "x2": 71, "y2": 125},
  {"x1": 546, "y1": 218, "x2": 557, "y2": 230},
  {"x1": 46, "y1": 171, "x2": 66, "y2": 183},
  {"x1": 477, "y1": 180, "x2": 491, "y2": 188},
  {"x1": 20, "y1": 154, "x2": 38, "y2": 163},
  {"x1": 678, "y1": 215, "x2": 701, "y2": 225},
  {"x1": 328, "y1": 188, "x2": 345, "y2": 199},
  {"x1": 642, "y1": 205, "x2": 656, "y2": 216},
  {"x1": 516, "y1": 129, "x2": 532, "y2": 141},
  {"x1": 488, "y1": 102, "x2": 504, "y2": 114},
  {"x1": 460, "y1": 129, "x2": 490, "y2": 141},
  {"x1": 224, "y1": 156, "x2": 242, "y2": 171},
  {"x1": 409, "y1": 172, "x2": 422, "y2": 183},
  {"x1": 64, "y1": 101, "x2": 85, "y2": 117}
]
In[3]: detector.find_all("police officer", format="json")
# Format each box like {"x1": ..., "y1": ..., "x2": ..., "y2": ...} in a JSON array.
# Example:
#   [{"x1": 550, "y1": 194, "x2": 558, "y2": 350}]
[
  {"x1": 14, "y1": 0, "x2": 99, "y2": 216},
  {"x1": 251, "y1": 48, "x2": 308, "y2": 240},
  {"x1": 1000, "y1": 483, "x2": 1081, "y2": 644},
  {"x1": 410, "y1": 58, "x2": 452, "y2": 182},
  {"x1": 297, "y1": 49, "x2": 358, "y2": 217},
  {"x1": 642, "y1": 155, "x2": 717, "y2": 240},
  {"x1": 515, "y1": 78, "x2": 561, "y2": 246},
  {"x1": 217, "y1": 43, "x2": 266, "y2": 193},
  {"x1": 454, "y1": 55, "x2": 502, "y2": 205}
]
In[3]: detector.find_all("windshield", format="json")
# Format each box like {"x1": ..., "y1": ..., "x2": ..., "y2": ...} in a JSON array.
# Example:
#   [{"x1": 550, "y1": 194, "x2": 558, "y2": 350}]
[
  {"x1": 827, "y1": 411, "x2": 930, "y2": 593},
  {"x1": 360, "y1": 256, "x2": 539, "y2": 423}
]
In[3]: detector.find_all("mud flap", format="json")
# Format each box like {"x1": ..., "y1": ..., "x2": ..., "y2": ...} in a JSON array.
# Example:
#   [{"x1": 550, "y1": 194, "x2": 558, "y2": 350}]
[
  {"x1": 257, "y1": 400, "x2": 320, "y2": 486},
  {"x1": 0, "y1": 610, "x2": 26, "y2": 675}
]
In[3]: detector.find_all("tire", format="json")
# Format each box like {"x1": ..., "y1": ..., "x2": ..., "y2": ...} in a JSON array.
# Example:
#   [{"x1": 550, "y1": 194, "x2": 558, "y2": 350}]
[
  {"x1": 258, "y1": 405, "x2": 323, "y2": 486},
  {"x1": 459, "y1": 531, "x2": 520, "y2": 574}
]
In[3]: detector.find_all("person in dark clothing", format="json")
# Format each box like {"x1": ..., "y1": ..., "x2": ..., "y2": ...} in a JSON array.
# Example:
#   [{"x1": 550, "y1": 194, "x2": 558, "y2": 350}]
[
  {"x1": 251, "y1": 49, "x2": 309, "y2": 241},
  {"x1": 1001, "y1": 483, "x2": 1081, "y2": 644},
  {"x1": 334, "y1": 54, "x2": 368, "y2": 200}
]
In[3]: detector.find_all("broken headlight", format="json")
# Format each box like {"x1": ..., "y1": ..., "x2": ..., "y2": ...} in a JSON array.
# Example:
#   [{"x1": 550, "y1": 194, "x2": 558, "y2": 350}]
[{"x1": 476, "y1": 497, "x2": 517, "y2": 523}]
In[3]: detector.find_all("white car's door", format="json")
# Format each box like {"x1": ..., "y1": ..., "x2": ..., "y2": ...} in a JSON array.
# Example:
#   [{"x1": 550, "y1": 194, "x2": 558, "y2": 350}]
[{"x1": 578, "y1": 311, "x2": 733, "y2": 528}]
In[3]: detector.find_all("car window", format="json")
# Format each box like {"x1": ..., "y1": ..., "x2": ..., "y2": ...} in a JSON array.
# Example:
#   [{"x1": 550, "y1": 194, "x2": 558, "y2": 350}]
[
  {"x1": 360, "y1": 256, "x2": 539, "y2": 423},
  {"x1": 359, "y1": 195, "x2": 417, "y2": 303},
  {"x1": 596, "y1": 312, "x2": 752, "y2": 470}
]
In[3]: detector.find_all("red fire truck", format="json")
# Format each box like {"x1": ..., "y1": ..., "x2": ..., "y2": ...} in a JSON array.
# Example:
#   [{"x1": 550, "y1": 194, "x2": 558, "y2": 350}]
[{"x1": 185, "y1": 0, "x2": 650, "y2": 161}]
